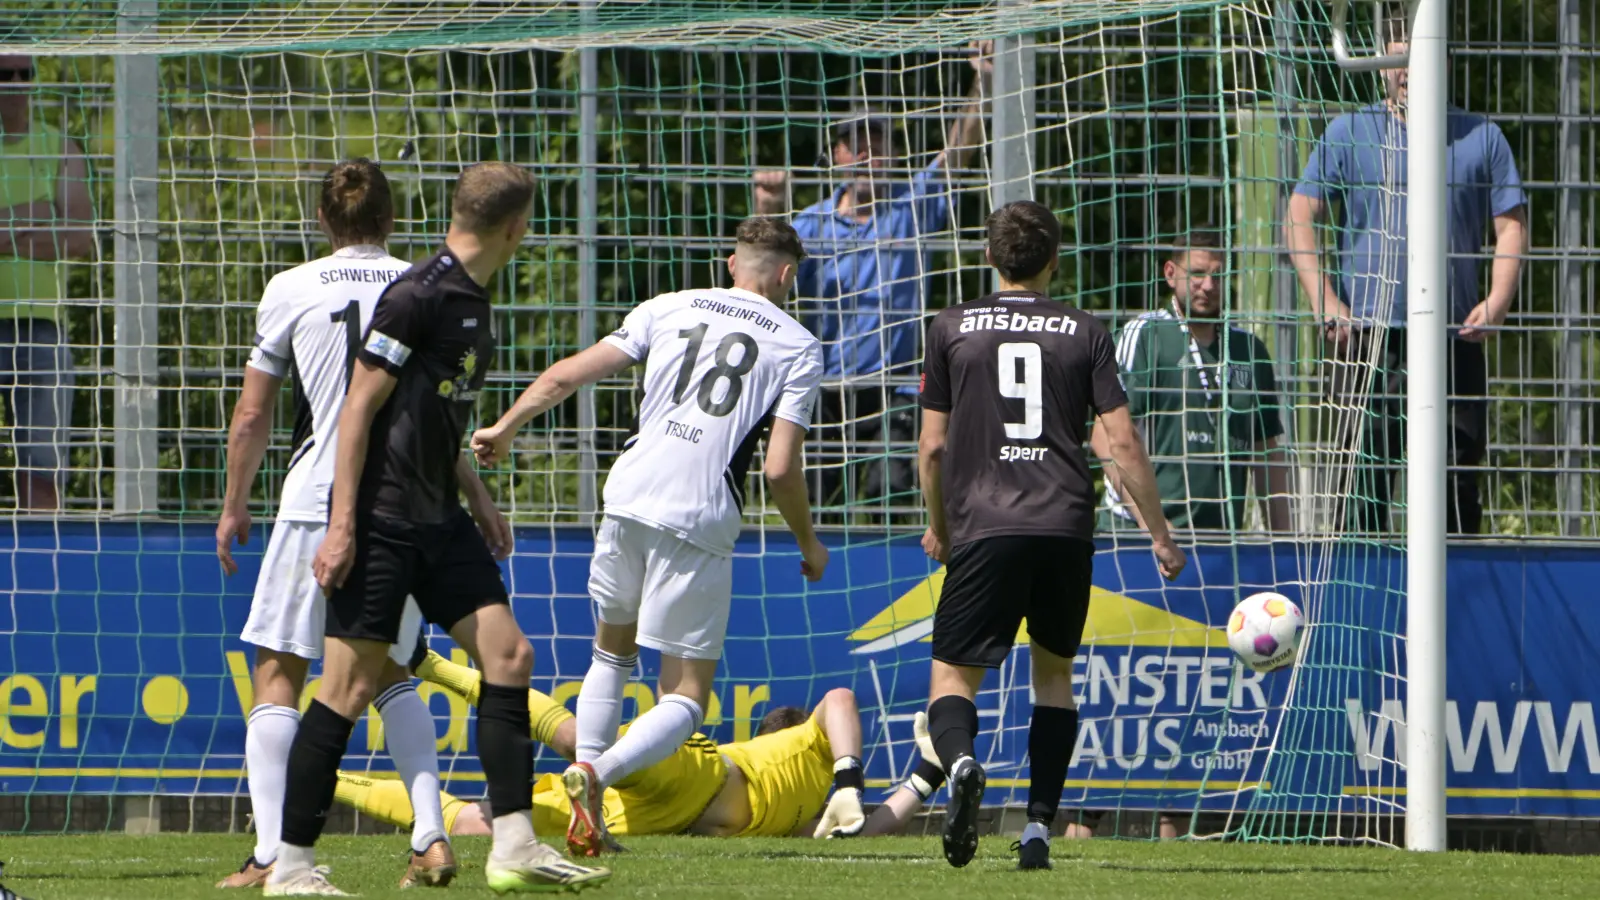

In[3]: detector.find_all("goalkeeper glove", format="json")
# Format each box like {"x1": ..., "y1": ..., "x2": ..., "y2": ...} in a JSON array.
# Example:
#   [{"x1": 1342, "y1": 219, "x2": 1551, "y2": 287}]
[
  {"x1": 814, "y1": 756, "x2": 867, "y2": 838},
  {"x1": 913, "y1": 710, "x2": 939, "y2": 767},
  {"x1": 814, "y1": 787, "x2": 866, "y2": 838}
]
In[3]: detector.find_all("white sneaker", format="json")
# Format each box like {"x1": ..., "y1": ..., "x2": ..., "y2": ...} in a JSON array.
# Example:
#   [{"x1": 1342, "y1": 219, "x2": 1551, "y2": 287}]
[
  {"x1": 485, "y1": 842, "x2": 610, "y2": 895},
  {"x1": 263, "y1": 866, "x2": 351, "y2": 897}
]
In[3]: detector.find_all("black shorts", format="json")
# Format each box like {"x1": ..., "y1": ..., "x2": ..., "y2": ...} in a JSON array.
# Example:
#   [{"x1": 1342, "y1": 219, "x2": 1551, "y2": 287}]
[
  {"x1": 326, "y1": 509, "x2": 509, "y2": 644},
  {"x1": 931, "y1": 535, "x2": 1094, "y2": 669}
]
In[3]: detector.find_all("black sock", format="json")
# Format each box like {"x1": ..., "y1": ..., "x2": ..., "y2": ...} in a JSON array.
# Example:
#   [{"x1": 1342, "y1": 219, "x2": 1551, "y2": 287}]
[
  {"x1": 478, "y1": 681, "x2": 533, "y2": 818},
  {"x1": 280, "y1": 700, "x2": 355, "y2": 848},
  {"x1": 1026, "y1": 705, "x2": 1078, "y2": 826},
  {"x1": 928, "y1": 694, "x2": 979, "y2": 776}
]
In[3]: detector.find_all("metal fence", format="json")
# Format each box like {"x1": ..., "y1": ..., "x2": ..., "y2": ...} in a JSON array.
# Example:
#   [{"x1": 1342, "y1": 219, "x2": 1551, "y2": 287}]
[{"x1": 4, "y1": 0, "x2": 1595, "y2": 537}]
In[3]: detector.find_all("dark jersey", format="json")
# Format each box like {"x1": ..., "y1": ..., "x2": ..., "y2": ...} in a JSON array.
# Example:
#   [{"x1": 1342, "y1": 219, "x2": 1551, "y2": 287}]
[
  {"x1": 355, "y1": 248, "x2": 495, "y2": 525},
  {"x1": 920, "y1": 290, "x2": 1126, "y2": 546}
]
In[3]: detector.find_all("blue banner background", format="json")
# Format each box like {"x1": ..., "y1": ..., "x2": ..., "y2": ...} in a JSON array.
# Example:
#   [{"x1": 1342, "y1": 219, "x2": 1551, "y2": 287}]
[{"x1": 1, "y1": 523, "x2": 1596, "y2": 818}]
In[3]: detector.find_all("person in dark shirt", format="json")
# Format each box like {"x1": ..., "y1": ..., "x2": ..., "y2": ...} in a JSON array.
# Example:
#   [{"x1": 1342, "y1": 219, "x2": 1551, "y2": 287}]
[
  {"x1": 267, "y1": 162, "x2": 610, "y2": 896},
  {"x1": 917, "y1": 201, "x2": 1185, "y2": 872}
]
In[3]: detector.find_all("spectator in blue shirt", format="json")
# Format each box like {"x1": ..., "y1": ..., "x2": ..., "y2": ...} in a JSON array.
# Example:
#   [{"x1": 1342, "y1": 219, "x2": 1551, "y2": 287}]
[
  {"x1": 1285, "y1": 35, "x2": 1527, "y2": 535},
  {"x1": 754, "y1": 45, "x2": 991, "y2": 516}
]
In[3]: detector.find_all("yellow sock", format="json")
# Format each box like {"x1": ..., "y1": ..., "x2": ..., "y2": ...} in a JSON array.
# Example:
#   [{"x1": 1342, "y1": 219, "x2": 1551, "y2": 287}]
[
  {"x1": 415, "y1": 649, "x2": 483, "y2": 705},
  {"x1": 334, "y1": 772, "x2": 415, "y2": 829},
  {"x1": 528, "y1": 686, "x2": 574, "y2": 747},
  {"x1": 415, "y1": 647, "x2": 572, "y2": 746},
  {"x1": 441, "y1": 789, "x2": 474, "y2": 836}
]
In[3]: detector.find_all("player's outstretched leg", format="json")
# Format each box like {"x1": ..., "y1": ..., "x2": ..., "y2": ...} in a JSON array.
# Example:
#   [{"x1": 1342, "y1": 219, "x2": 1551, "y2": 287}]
[{"x1": 929, "y1": 681, "x2": 985, "y2": 868}]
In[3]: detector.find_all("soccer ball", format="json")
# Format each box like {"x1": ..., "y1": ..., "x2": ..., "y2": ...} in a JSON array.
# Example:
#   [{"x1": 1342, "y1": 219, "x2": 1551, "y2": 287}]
[{"x1": 1227, "y1": 591, "x2": 1305, "y2": 673}]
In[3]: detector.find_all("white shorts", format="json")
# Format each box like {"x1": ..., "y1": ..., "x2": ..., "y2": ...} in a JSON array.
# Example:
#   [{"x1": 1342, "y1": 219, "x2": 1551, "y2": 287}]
[
  {"x1": 587, "y1": 515, "x2": 733, "y2": 661},
  {"x1": 241, "y1": 520, "x2": 423, "y2": 666}
]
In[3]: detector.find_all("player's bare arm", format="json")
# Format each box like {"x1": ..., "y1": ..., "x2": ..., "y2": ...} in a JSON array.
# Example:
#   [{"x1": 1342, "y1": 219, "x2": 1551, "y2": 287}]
[
  {"x1": 809, "y1": 687, "x2": 867, "y2": 838},
  {"x1": 217, "y1": 367, "x2": 283, "y2": 575},
  {"x1": 917, "y1": 407, "x2": 950, "y2": 563},
  {"x1": 455, "y1": 453, "x2": 512, "y2": 559},
  {"x1": 1096, "y1": 405, "x2": 1185, "y2": 580},
  {"x1": 472, "y1": 342, "x2": 637, "y2": 466},
  {"x1": 314, "y1": 358, "x2": 397, "y2": 593},
  {"x1": 764, "y1": 417, "x2": 828, "y2": 581},
  {"x1": 1089, "y1": 420, "x2": 1149, "y2": 531},
  {"x1": 1460, "y1": 206, "x2": 1527, "y2": 342},
  {"x1": 1283, "y1": 191, "x2": 1352, "y2": 347}
]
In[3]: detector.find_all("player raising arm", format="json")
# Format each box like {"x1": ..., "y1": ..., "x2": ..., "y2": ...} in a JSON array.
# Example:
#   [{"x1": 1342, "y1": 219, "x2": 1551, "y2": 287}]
[
  {"x1": 918, "y1": 201, "x2": 1184, "y2": 872},
  {"x1": 267, "y1": 162, "x2": 609, "y2": 896},
  {"x1": 214, "y1": 160, "x2": 451, "y2": 890},
  {"x1": 471, "y1": 216, "x2": 828, "y2": 858}
]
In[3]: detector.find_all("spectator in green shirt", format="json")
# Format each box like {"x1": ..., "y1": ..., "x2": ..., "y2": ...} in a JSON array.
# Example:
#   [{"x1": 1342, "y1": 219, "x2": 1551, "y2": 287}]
[
  {"x1": 0, "y1": 28, "x2": 94, "y2": 510},
  {"x1": 1092, "y1": 232, "x2": 1291, "y2": 535}
]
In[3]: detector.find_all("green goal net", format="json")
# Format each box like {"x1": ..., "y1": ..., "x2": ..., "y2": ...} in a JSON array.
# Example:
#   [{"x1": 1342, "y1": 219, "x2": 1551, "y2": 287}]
[{"x1": 0, "y1": 0, "x2": 1425, "y2": 846}]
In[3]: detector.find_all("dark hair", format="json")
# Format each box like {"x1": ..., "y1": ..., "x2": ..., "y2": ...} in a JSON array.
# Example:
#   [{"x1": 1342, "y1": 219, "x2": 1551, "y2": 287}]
[
  {"x1": 755, "y1": 705, "x2": 809, "y2": 737},
  {"x1": 1168, "y1": 229, "x2": 1225, "y2": 263},
  {"x1": 985, "y1": 200, "x2": 1061, "y2": 282},
  {"x1": 319, "y1": 158, "x2": 394, "y2": 245},
  {"x1": 736, "y1": 215, "x2": 806, "y2": 262},
  {"x1": 451, "y1": 161, "x2": 536, "y2": 233},
  {"x1": 832, "y1": 106, "x2": 900, "y2": 153}
]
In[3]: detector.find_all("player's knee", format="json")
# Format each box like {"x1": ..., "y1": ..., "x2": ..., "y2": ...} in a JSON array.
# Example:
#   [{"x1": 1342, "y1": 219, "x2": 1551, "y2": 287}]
[{"x1": 481, "y1": 636, "x2": 533, "y2": 684}]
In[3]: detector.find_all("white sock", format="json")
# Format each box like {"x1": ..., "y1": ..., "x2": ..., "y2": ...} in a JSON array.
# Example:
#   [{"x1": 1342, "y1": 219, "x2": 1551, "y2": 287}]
[
  {"x1": 1022, "y1": 821, "x2": 1051, "y2": 845},
  {"x1": 244, "y1": 703, "x2": 299, "y2": 865},
  {"x1": 575, "y1": 647, "x2": 636, "y2": 764},
  {"x1": 375, "y1": 681, "x2": 446, "y2": 852},
  {"x1": 591, "y1": 693, "x2": 702, "y2": 787},
  {"x1": 273, "y1": 844, "x2": 316, "y2": 880},
  {"x1": 489, "y1": 810, "x2": 536, "y2": 861}
]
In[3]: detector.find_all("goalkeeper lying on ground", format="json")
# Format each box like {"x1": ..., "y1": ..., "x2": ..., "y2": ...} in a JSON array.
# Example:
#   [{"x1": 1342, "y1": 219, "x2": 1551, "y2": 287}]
[{"x1": 335, "y1": 650, "x2": 948, "y2": 840}]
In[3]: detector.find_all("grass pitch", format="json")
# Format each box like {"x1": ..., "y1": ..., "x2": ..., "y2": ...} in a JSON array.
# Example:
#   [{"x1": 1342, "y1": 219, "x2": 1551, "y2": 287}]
[{"x1": 5, "y1": 833, "x2": 1598, "y2": 899}]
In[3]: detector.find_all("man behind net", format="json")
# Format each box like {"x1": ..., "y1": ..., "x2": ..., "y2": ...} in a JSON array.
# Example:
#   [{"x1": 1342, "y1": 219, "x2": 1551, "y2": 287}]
[
  {"x1": 916, "y1": 201, "x2": 1185, "y2": 871},
  {"x1": 471, "y1": 216, "x2": 830, "y2": 858},
  {"x1": 336, "y1": 651, "x2": 952, "y2": 841},
  {"x1": 214, "y1": 159, "x2": 451, "y2": 889},
  {"x1": 268, "y1": 162, "x2": 610, "y2": 896}
]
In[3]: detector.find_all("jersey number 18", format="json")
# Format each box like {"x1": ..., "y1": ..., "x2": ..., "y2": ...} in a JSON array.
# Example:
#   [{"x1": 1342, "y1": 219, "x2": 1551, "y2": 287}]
[{"x1": 672, "y1": 323, "x2": 759, "y2": 417}]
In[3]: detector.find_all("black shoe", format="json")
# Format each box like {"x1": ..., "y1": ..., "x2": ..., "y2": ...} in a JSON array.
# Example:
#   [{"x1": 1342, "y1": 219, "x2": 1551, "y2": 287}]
[
  {"x1": 941, "y1": 757, "x2": 986, "y2": 868},
  {"x1": 407, "y1": 632, "x2": 430, "y2": 674},
  {"x1": 1013, "y1": 838, "x2": 1051, "y2": 871},
  {"x1": 0, "y1": 861, "x2": 32, "y2": 900}
]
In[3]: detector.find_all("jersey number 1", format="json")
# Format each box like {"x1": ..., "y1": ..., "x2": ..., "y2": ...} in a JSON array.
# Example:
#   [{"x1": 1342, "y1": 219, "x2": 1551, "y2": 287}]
[
  {"x1": 998, "y1": 342, "x2": 1042, "y2": 440},
  {"x1": 673, "y1": 323, "x2": 760, "y2": 417},
  {"x1": 330, "y1": 301, "x2": 361, "y2": 388}
]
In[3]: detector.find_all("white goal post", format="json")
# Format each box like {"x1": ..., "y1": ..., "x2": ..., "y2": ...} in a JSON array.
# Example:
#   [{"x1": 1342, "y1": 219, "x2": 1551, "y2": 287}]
[{"x1": 1328, "y1": 0, "x2": 1448, "y2": 853}]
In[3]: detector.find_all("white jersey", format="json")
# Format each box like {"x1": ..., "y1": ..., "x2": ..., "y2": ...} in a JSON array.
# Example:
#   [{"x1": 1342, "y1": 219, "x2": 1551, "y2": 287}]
[
  {"x1": 601, "y1": 286, "x2": 823, "y2": 556},
  {"x1": 246, "y1": 245, "x2": 412, "y2": 523}
]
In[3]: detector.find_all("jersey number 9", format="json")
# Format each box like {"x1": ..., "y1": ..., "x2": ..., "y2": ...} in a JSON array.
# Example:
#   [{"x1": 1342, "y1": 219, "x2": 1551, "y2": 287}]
[{"x1": 998, "y1": 342, "x2": 1042, "y2": 440}]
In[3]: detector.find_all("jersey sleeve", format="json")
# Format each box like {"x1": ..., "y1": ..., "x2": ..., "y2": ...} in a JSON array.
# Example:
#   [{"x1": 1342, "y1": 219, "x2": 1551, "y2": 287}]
[
  {"x1": 918, "y1": 313, "x2": 951, "y2": 413},
  {"x1": 1293, "y1": 116, "x2": 1349, "y2": 203},
  {"x1": 1113, "y1": 316, "x2": 1155, "y2": 419},
  {"x1": 602, "y1": 299, "x2": 657, "y2": 362},
  {"x1": 358, "y1": 280, "x2": 428, "y2": 375},
  {"x1": 1484, "y1": 122, "x2": 1527, "y2": 217},
  {"x1": 1252, "y1": 337, "x2": 1286, "y2": 443},
  {"x1": 773, "y1": 340, "x2": 824, "y2": 430},
  {"x1": 245, "y1": 277, "x2": 294, "y2": 379},
  {"x1": 1089, "y1": 320, "x2": 1129, "y2": 416}
]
